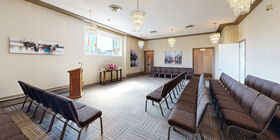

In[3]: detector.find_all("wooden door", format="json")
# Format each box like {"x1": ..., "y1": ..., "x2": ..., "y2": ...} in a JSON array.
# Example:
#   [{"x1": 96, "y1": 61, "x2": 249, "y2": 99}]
[
  {"x1": 144, "y1": 51, "x2": 154, "y2": 74},
  {"x1": 193, "y1": 48, "x2": 214, "y2": 77}
]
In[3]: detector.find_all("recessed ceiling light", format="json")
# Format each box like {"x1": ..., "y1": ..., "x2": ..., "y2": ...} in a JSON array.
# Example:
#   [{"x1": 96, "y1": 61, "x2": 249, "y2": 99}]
[
  {"x1": 107, "y1": 19, "x2": 111, "y2": 21},
  {"x1": 108, "y1": 5, "x2": 122, "y2": 12},
  {"x1": 150, "y1": 31, "x2": 157, "y2": 33},
  {"x1": 185, "y1": 25, "x2": 195, "y2": 28}
]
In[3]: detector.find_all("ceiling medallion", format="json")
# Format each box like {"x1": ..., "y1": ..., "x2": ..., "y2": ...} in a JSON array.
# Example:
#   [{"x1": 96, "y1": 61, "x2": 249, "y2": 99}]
[{"x1": 131, "y1": 0, "x2": 146, "y2": 31}]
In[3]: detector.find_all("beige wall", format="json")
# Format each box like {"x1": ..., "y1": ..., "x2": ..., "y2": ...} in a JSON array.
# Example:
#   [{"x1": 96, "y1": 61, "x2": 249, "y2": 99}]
[
  {"x1": 125, "y1": 36, "x2": 144, "y2": 75},
  {"x1": 144, "y1": 34, "x2": 213, "y2": 68},
  {"x1": 220, "y1": 25, "x2": 239, "y2": 44},
  {"x1": 238, "y1": 0, "x2": 280, "y2": 83},
  {"x1": 0, "y1": 0, "x2": 141, "y2": 98}
]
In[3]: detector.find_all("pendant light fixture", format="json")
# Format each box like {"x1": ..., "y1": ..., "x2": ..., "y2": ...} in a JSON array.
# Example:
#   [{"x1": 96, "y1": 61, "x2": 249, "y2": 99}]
[
  {"x1": 87, "y1": 10, "x2": 97, "y2": 32},
  {"x1": 138, "y1": 40, "x2": 145, "y2": 49},
  {"x1": 209, "y1": 23, "x2": 220, "y2": 45},
  {"x1": 131, "y1": 0, "x2": 146, "y2": 31},
  {"x1": 226, "y1": 0, "x2": 255, "y2": 16},
  {"x1": 168, "y1": 29, "x2": 176, "y2": 48}
]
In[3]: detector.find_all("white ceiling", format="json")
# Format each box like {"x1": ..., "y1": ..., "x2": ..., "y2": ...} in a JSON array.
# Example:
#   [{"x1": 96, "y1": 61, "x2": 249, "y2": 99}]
[{"x1": 41, "y1": 0, "x2": 237, "y2": 39}]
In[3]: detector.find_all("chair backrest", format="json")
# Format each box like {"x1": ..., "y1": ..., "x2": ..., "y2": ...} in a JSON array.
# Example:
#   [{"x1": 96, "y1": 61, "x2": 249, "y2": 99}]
[
  {"x1": 29, "y1": 85, "x2": 47, "y2": 106},
  {"x1": 234, "y1": 84, "x2": 248, "y2": 104},
  {"x1": 166, "y1": 67, "x2": 172, "y2": 73},
  {"x1": 271, "y1": 84, "x2": 280, "y2": 103},
  {"x1": 248, "y1": 76, "x2": 258, "y2": 88},
  {"x1": 244, "y1": 75, "x2": 253, "y2": 86},
  {"x1": 25, "y1": 84, "x2": 42, "y2": 104},
  {"x1": 55, "y1": 95, "x2": 78, "y2": 122},
  {"x1": 254, "y1": 78, "x2": 266, "y2": 92},
  {"x1": 18, "y1": 81, "x2": 29, "y2": 97},
  {"x1": 19, "y1": 81, "x2": 36, "y2": 100},
  {"x1": 179, "y1": 68, "x2": 185, "y2": 73},
  {"x1": 150, "y1": 67, "x2": 155, "y2": 72},
  {"x1": 240, "y1": 88, "x2": 260, "y2": 113},
  {"x1": 155, "y1": 67, "x2": 161, "y2": 72},
  {"x1": 228, "y1": 81, "x2": 239, "y2": 96},
  {"x1": 172, "y1": 68, "x2": 179, "y2": 73},
  {"x1": 161, "y1": 67, "x2": 167, "y2": 72},
  {"x1": 196, "y1": 91, "x2": 211, "y2": 128},
  {"x1": 261, "y1": 80, "x2": 277, "y2": 97},
  {"x1": 250, "y1": 94, "x2": 279, "y2": 130},
  {"x1": 44, "y1": 91, "x2": 61, "y2": 114}
]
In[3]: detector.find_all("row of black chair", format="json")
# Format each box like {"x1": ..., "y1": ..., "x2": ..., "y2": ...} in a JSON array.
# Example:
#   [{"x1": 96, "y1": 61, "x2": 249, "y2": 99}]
[
  {"x1": 145, "y1": 72, "x2": 186, "y2": 116},
  {"x1": 149, "y1": 67, "x2": 194, "y2": 79},
  {"x1": 209, "y1": 73, "x2": 279, "y2": 138},
  {"x1": 167, "y1": 73, "x2": 211, "y2": 140},
  {"x1": 18, "y1": 81, "x2": 103, "y2": 140}
]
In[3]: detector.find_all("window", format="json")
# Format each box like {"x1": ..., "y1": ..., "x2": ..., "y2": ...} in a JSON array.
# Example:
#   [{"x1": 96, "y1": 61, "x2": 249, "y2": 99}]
[{"x1": 86, "y1": 31, "x2": 122, "y2": 56}]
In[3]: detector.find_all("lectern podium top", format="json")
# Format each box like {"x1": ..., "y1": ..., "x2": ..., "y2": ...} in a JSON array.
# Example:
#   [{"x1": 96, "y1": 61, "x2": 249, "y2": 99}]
[{"x1": 68, "y1": 68, "x2": 83, "y2": 73}]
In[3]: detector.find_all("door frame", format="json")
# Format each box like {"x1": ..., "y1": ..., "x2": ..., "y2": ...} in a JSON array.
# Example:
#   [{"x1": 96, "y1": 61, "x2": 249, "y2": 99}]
[
  {"x1": 144, "y1": 50, "x2": 154, "y2": 74},
  {"x1": 192, "y1": 47, "x2": 215, "y2": 77},
  {"x1": 239, "y1": 39, "x2": 247, "y2": 83}
]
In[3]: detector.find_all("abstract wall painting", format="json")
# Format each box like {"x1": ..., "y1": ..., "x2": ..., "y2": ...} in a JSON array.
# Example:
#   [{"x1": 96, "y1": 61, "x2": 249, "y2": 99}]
[
  {"x1": 130, "y1": 50, "x2": 138, "y2": 67},
  {"x1": 165, "y1": 50, "x2": 182, "y2": 64},
  {"x1": 9, "y1": 37, "x2": 64, "y2": 55}
]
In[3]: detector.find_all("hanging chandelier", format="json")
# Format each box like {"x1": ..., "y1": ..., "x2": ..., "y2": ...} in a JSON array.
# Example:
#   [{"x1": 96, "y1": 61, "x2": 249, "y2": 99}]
[
  {"x1": 131, "y1": 0, "x2": 146, "y2": 31},
  {"x1": 168, "y1": 29, "x2": 176, "y2": 48},
  {"x1": 87, "y1": 10, "x2": 97, "y2": 32},
  {"x1": 226, "y1": 0, "x2": 255, "y2": 16},
  {"x1": 138, "y1": 40, "x2": 145, "y2": 49},
  {"x1": 209, "y1": 23, "x2": 220, "y2": 45}
]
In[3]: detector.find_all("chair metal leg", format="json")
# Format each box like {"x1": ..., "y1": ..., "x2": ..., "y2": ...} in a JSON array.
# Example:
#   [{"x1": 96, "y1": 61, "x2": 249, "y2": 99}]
[
  {"x1": 165, "y1": 98, "x2": 170, "y2": 109},
  {"x1": 159, "y1": 103, "x2": 164, "y2": 117},
  {"x1": 27, "y1": 100, "x2": 33, "y2": 112},
  {"x1": 172, "y1": 90, "x2": 177, "y2": 99},
  {"x1": 21, "y1": 96, "x2": 28, "y2": 109},
  {"x1": 77, "y1": 127, "x2": 84, "y2": 140},
  {"x1": 152, "y1": 101, "x2": 154, "y2": 105},
  {"x1": 39, "y1": 108, "x2": 47, "y2": 124},
  {"x1": 145, "y1": 100, "x2": 148, "y2": 112},
  {"x1": 100, "y1": 117, "x2": 103, "y2": 134},
  {"x1": 32, "y1": 103, "x2": 40, "y2": 118},
  {"x1": 169, "y1": 94, "x2": 174, "y2": 103},
  {"x1": 60, "y1": 120, "x2": 69, "y2": 140},
  {"x1": 48, "y1": 114, "x2": 56, "y2": 132},
  {"x1": 168, "y1": 126, "x2": 172, "y2": 140}
]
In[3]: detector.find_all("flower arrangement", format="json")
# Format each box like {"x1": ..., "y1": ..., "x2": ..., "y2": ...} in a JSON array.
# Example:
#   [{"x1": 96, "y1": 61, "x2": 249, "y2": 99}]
[{"x1": 102, "y1": 64, "x2": 120, "y2": 71}]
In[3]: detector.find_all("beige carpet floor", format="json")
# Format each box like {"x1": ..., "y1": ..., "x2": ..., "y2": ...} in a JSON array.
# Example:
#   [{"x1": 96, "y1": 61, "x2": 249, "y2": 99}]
[{"x1": 2, "y1": 75, "x2": 280, "y2": 140}]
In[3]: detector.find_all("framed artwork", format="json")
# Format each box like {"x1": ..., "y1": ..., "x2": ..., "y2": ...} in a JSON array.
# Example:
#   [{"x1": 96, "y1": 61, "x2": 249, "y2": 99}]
[
  {"x1": 9, "y1": 37, "x2": 64, "y2": 55},
  {"x1": 165, "y1": 50, "x2": 182, "y2": 64},
  {"x1": 130, "y1": 50, "x2": 138, "y2": 67}
]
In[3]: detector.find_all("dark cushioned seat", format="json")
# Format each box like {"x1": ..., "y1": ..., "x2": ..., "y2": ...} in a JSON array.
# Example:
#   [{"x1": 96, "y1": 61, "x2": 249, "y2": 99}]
[
  {"x1": 261, "y1": 81, "x2": 277, "y2": 97},
  {"x1": 222, "y1": 109, "x2": 261, "y2": 133},
  {"x1": 73, "y1": 101, "x2": 87, "y2": 110},
  {"x1": 168, "y1": 109, "x2": 196, "y2": 133},
  {"x1": 146, "y1": 90, "x2": 161, "y2": 102},
  {"x1": 240, "y1": 88, "x2": 259, "y2": 113},
  {"x1": 175, "y1": 102, "x2": 196, "y2": 113},
  {"x1": 219, "y1": 102, "x2": 246, "y2": 113},
  {"x1": 77, "y1": 105, "x2": 102, "y2": 127},
  {"x1": 271, "y1": 84, "x2": 280, "y2": 103}
]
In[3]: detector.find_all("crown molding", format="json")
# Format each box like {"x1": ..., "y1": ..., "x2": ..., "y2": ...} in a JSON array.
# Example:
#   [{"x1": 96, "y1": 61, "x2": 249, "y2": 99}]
[
  {"x1": 24, "y1": 0, "x2": 144, "y2": 40},
  {"x1": 145, "y1": 32, "x2": 212, "y2": 41},
  {"x1": 217, "y1": 0, "x2": 263, "y2": 32}
]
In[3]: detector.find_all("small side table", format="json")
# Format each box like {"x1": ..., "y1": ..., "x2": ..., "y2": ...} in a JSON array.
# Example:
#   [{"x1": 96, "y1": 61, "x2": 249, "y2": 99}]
[{"x1": 99, "y1": 69, "x2": 122, "y2": 85}]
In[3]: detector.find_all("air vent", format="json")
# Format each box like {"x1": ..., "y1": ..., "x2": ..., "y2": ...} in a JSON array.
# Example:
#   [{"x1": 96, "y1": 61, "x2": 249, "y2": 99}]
[
  {"x1": 185, "y1": 25, "x2": 194, "y2": 28},
  {"x1": 108, "y1": 5, "x2": 122, "y2": 12},
  {"x1": 150, "y1": 31, "x2": 157, "y2": 33}
]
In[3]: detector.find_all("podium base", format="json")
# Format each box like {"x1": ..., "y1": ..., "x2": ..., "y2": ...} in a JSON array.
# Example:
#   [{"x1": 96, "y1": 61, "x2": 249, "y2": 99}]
[{"x1": 68, "y1": 95, "x2": 81, "y2": 99}]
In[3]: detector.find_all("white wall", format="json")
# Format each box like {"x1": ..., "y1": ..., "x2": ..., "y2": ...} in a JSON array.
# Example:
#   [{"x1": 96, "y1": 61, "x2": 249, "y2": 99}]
[
  {"x1": 238, "y1": 0, "x2": 280, "y2": 83},
  {"x1": 144, "y1": 34, "x2": 213, "y2": 68},
  {"x1": 0, "y1": 0, "x2": 141, "y2": 98}
]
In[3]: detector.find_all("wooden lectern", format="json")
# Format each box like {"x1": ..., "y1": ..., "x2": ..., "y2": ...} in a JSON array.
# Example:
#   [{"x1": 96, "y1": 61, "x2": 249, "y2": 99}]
[{"x1": 68, "y1": 68, "x2": 83, "y2": 99}]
